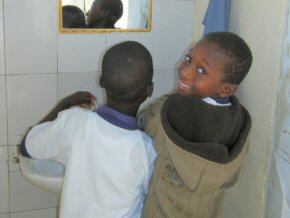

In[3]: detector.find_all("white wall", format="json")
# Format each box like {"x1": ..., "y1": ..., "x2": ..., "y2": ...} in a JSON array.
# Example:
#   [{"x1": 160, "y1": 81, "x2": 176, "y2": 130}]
[
  {"x1": 266, "y1": 2, "x2": 290, "y2": 217},
  {"x1": 226, "y1": 1, "x2": 287, "y2": 218},
  {"x1": 0, "y1": 0, "x2": 194, "y2": 217}
]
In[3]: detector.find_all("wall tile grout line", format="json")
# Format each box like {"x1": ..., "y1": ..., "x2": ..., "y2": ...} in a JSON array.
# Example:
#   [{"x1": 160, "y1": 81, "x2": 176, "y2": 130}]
[{"x1": 2, "y1": 0, "x2": 11, "y2": 215}]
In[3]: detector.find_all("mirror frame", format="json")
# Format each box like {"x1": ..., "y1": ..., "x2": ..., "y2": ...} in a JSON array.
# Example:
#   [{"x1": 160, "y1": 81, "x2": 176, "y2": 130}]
[{"x1": 58, "y1": 0, "x2": 152, "y2": 33}]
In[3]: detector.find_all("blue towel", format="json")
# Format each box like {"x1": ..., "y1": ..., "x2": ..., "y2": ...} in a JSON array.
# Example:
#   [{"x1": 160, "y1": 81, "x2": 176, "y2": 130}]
[{"x1": 203, "y1": 0, "x2": 231, "y2": 35}]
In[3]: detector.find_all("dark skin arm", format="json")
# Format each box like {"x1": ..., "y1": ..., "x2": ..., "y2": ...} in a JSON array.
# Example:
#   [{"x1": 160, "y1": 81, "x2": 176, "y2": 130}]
[
  {"x1": 20, "y1": 91, "x2": 96, "y2": 156},
  {"x1": 39, "y1": 91, "x2": 96, "y2": 123}
]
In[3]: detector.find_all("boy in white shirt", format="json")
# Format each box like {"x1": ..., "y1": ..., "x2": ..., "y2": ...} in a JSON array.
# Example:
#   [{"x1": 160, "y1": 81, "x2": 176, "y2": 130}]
[{"x1": 20, "y1": 41, "x2": 156, "y2": 218}]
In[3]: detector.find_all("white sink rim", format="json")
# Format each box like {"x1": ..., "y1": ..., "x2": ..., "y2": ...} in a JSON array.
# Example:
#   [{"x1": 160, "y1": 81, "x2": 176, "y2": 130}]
[{"x1": 19, "y1": 154, "x2": 64, "y2": 194}]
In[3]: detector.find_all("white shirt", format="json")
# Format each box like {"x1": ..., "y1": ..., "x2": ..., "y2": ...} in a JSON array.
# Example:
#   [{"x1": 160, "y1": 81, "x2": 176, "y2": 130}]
[
  {"x1": 25, "y1": 107, "x2": 156, "y2": 218},
  {"x1": 202, "y1": 97, "x2": 232, "y2": 106}
]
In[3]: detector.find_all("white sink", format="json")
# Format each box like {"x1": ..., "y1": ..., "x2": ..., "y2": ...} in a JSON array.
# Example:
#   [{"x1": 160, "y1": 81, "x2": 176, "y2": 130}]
[{"x1": 19, "y1": 154, "x2": 64, "y2": 193}]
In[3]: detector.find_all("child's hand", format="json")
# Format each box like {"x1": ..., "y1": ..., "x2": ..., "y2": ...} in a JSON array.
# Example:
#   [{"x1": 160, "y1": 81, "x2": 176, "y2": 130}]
[
  {"x1": 36, "y1": 91, "x2": 97, "y2": 124},
  {"x1": 60, "y1": 91, "x2": 96, "y2": 110}
]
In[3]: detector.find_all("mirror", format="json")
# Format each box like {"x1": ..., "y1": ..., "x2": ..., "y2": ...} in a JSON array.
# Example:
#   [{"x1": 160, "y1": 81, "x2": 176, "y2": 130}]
[{"x1": 59, "y1": 0, "x2": 152, "y2": 33}]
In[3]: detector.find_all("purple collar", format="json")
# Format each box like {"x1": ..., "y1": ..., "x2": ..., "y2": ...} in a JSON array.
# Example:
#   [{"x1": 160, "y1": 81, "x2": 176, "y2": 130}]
[{"x1": 94, "y1": 106, "x2": 138, "y2": 130}]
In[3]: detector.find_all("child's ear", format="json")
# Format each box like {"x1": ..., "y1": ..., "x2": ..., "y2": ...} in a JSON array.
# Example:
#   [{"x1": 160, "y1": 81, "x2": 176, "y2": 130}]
[
  {"x1": 99, "y1": 75, "x2": 105, "y2": 88},
  {"x1": 146, "y1": 81, "x2": 154, "y2": 97},
  {"x1": 219, "y1": 83, "x2": 238, "y2": 97}
]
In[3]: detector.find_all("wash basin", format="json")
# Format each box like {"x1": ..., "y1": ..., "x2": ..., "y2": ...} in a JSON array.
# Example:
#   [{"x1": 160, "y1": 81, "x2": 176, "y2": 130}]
[{"x1": 19, "y1": 154, "x2": 65, "y2": 193}]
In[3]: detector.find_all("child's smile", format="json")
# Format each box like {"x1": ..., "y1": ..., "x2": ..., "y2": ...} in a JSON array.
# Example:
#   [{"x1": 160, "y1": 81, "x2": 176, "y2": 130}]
[{"x1": 178, "y1": 80, "x2": 192, "y2": 90}]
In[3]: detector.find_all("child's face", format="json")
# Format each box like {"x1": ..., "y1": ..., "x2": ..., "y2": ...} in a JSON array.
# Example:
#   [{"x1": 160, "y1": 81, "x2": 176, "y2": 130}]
[
  {"x1": 177, "y1": 40, "x2": 230, "y2": 98},
  {"x1": 86, "y1": 0, "x2": 103, "y2": 26}
]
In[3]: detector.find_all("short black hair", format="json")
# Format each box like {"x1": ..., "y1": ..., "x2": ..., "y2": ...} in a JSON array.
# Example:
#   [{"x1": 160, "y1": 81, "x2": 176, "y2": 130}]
[
  {"x1": 100, "y1": 0, "x2": 123, "y2": 24},
  {"x1": 102, "y1": 41, "x2": 153, "y2": 102},
  {"x1": 62, "y1": 5, "x2": 85, "y2": 28},
  {"x1": 204, "y1": 32, "x2": 253, "y2": 85}
]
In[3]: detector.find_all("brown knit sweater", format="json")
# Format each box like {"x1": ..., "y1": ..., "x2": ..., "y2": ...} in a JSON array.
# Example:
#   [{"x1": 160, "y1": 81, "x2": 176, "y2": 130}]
[{"x1": 140, "y1": 94, "x2": 251, "y2": 218}]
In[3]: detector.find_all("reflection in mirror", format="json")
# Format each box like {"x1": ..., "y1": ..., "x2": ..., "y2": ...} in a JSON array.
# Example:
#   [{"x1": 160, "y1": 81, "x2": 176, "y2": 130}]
[
  {"x1": 85, "y1": 0, "x2": 123, "y2": 29},
  {"x1": 59, "y1": 0, "x2": 152, "y2": 33}
]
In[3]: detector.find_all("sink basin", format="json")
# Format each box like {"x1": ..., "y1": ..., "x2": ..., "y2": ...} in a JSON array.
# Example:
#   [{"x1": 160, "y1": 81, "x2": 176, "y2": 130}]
[{"x1": 19, "y1": 154, "x2": 65, "y2": 193}]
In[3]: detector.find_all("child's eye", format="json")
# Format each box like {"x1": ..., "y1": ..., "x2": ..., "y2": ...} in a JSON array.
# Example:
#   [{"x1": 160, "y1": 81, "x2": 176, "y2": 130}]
[
  {"x1": 197, "y1": 67, "x2": 206, "y2": 75},
  {"x1": 184, "y1": 55, "x2": 192, "y2": 63}
]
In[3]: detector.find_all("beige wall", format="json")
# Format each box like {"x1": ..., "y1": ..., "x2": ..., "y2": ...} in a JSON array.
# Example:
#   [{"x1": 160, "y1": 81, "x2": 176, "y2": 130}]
[
  {"x1": 226, "y1": 2, "x2": 286, "y2": 218},
  {"x1": 192, "y1": 1, "x2": 287, "y2": 218}
]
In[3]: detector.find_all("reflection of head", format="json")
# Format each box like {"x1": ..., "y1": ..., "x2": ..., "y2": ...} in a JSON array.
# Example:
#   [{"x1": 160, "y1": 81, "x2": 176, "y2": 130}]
[
  {"x1": 101, "y1": 41, "x2": 153, "y2": 102},
  {"x1": 87, "y1": 0, "x2": 123, "y2": 28},
  {"x1": 203, "y1": 32, "x2": 253, "y2": 85},
  {"x1": 62, "y1": 5, "x2": 85, "y2": 28}
]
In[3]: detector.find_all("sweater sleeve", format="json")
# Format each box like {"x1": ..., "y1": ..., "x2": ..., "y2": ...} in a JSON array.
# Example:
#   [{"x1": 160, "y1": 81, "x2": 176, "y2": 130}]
[{"x1": 138, "y1": 95, "x2": 168, "y2": 139}]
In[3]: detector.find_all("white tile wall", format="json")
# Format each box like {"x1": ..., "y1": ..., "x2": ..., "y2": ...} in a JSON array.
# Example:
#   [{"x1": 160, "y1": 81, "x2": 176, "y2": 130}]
[
  {"x1": 0, "y1": 146, "x2": 9, "y2": 214},
  {"x1": 0, "y1": 77, "x2": 7, "y2": 145},
  {"x1": 0, "y1": 0, "x2": 5, "y2": 76},
  {"x1": 58, "y1": 34, "x2": 107, "y2": 73},
  {"x1": 0, "y1": 213, "x2": 9, "y2": 218},
  {"x1": 139, "y1": 71, "x2": 175, "y2": 111},
  {"x1": 4, "y1": 0, "x2": 58, "y2": 75},
  {"x1": 141, "y1": 68, "x2": 177, "y2": 111},
  {"x1": 0, "y1": 0, "x2": 195, "y2": 216},
  {"x1": 10, "y1": 208, "x2": 57, "y2": 218},
  {"x1": 6, "y1": 74, "x2": 57, "y2": 145},
  {"x1": 58, "y1": 71, "x2": 105, "y2": 104},
  {"x1": 8, "y1": 146, "x2": 20, "y2": 172},
  {"x1": 151, "y1": 69, "x2": 177, "y2": 100},
  {"x1": 9, "y1": 171, "x2": 58, "y2": 212},
  {"x1": 106, "y1": 32, "x2": 153, "y2": 54},
  {"x1": 152, "y1": 0, "x2": 194, "y2": 70}
]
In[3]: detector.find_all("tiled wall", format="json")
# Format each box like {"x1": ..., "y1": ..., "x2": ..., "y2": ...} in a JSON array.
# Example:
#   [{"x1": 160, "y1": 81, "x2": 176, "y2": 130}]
[{"x1": 0, "y1": 0, "x2": 194, "y2": 217}]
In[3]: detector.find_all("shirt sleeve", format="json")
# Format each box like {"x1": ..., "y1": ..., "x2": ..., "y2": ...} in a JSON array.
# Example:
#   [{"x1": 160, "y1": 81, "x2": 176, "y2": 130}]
[
  {"x1": 142, "y1": 134, "x2": 157, "y2": 194},
  {"x1": 25, "y1": 108, "x2": 81, "y2": 164}
]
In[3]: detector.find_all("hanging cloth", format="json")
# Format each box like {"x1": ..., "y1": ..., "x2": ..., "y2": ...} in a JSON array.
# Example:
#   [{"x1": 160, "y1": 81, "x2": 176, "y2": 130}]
[{"x1": 202, "y1": 0, "x2": 231, "y2": 35}]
